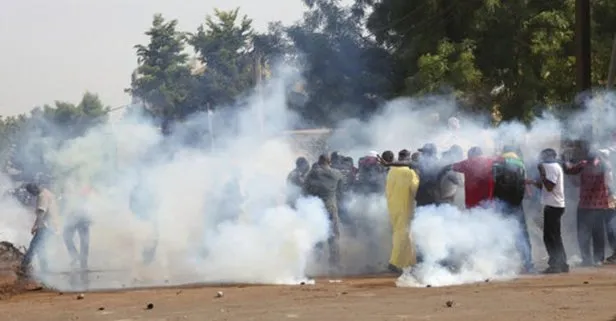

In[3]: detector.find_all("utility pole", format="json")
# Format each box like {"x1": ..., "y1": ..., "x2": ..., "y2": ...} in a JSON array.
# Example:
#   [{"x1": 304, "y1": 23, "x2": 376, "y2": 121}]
[
  {"x1": 575, "y1": 0, "x2": 592, "y2": 94},
  {"x1": 608, "y1": 34, "x2": 616, "y2": 89}
]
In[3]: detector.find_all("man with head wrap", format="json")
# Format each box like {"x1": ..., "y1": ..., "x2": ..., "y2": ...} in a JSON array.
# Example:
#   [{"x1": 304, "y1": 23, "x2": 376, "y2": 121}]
[
  {"x1": 385, "y1": 149, "x2": 420, "y2": 274},
  {"x1": 303, "y1": 154, "x2": 343, "y2": 270}
]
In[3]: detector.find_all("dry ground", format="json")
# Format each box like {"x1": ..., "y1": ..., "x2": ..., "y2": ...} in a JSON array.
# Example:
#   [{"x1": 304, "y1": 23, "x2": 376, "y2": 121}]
[{"x1": 2, "y1": 267, "x2": 616, "y2": 321}]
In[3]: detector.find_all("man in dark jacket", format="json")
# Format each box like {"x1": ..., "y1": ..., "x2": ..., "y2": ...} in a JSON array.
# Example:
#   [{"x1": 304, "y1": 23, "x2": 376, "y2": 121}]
[
  {"x1": 303, "y1": 154, "x2": 343, "y2": 269},
  {"x1": 493, "y1": 145, "x2": 533, "y2": 273},
  {"x1": 286, "y1": 157, "x2": 310, "y2": 208}
]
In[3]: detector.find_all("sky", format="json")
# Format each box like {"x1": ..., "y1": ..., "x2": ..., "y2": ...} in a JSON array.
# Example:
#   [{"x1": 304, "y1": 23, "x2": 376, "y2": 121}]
[{"x1": 0, "y1": 0, "x2": 311, "y2": 116}]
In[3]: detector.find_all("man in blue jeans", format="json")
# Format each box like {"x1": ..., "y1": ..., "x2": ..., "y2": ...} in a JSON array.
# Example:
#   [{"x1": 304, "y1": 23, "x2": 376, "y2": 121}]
[{"x1": 20, "y1": 183, "x2": 59, "y2": 280}]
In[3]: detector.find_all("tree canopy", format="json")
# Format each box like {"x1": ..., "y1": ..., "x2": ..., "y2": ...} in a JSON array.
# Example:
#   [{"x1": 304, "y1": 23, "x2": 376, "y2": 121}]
[{"x1": 2, "y1": 2, "x2": 616, "y2": 177}]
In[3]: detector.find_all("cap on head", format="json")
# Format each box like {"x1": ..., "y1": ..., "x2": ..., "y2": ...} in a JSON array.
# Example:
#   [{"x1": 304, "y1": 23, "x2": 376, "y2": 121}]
[{"x1": 418, "y1": 143, "x2": 437, "y2": 156}]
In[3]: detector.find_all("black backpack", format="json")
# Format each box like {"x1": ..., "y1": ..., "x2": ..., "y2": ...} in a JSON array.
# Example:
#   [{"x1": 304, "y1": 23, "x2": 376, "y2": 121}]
[{"x1": 493, "y1": 157, "x2": 526, "y2": 206}]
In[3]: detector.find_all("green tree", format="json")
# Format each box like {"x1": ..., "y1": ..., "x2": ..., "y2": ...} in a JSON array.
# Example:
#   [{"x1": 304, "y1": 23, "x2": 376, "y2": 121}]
[
  {"x1": 283, "y1": 0, "x2": 402, "y2": 126},
  {"x1": 188, "y1": 8, "x2": 257, "y2": 110},
  {"x1": 129, "y1": 14, "x2": 193, "y2": 120},
  {"x1": 362, "y1": 0, "x2": 616, "y2": 122}
]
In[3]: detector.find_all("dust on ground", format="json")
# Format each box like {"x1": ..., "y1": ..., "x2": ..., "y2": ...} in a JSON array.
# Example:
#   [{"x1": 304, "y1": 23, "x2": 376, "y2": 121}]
[{"x1": 2, "y1": 266, "x2": 616, "y2": 321}]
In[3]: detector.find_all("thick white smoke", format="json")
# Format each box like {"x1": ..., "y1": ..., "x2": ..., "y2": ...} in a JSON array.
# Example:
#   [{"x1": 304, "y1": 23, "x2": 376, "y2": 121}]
[
  {"x1": 397, "y1": 204, "x2": 520, "y2": 287},
  {"x1": 3, "y1": 57, "x2": 616, "y2": 291},
  {"x1": 325, "y1": 91, "x2": 616, "y2": 287},
  {"x1": 1, "y1": 64, "x2": 332, "y2": 291}
]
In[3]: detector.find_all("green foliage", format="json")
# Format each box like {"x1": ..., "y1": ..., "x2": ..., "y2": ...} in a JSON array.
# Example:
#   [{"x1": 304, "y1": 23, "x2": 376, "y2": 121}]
[
  {"x1": 0, "y1": 92, "x2": 110, "y2": 176},
  {"x1": 130, "y1": 14, "x2": 192, "y2": 119},
  {"x1": 188, "y1": 8, "x2": 256, "y2": 110},
  {"x1": 363, "y1": 0, "x2": 615, "y2": 122}
]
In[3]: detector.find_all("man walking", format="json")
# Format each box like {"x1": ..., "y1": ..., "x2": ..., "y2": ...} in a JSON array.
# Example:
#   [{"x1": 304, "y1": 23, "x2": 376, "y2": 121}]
[
  {"x1": 385, "y1": 149, "x2": 420, "y2": 274},
  {"x1": 303, "y1": 154, "x2": 344, "y2": 271},
  {"x1": 526, "y1": 149, "x2": 569, "y2": 274},
  {"x1": 20, "y1": 183, "x2": 60, "y2": 280}
]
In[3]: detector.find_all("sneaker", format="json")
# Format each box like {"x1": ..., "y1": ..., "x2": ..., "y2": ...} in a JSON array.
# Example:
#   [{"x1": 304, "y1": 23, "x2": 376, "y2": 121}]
[{"x1": 605, "y1": 254, "x2": 616, "y2": 264}]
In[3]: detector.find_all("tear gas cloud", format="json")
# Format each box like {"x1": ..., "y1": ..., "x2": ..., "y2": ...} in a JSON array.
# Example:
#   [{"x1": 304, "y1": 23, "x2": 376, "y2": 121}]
[
  {"x1": 397, "y1": 204, "x2": 520, "y2": 287},
  {"x1": 327, "y1": 90, "x2": 616, "y2": 286},
  {"x1": 2, "y1": 57, "x2": 616, "y2": 291}
]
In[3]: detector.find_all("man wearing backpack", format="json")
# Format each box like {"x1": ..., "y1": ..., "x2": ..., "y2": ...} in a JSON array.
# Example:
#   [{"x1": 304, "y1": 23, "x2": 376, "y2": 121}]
[{"x1": 493, "y1": 145, "x2": 534, "y2": 273}]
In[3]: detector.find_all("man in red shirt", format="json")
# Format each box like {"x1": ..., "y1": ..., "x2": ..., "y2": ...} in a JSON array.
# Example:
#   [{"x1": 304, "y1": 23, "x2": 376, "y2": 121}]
[{"x1": 440, "y1": 146, "x2": 495, "y2": 209}]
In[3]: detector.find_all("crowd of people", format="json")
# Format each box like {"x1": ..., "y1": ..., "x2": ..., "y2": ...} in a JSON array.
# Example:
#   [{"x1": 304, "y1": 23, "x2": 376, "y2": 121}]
[
  {"x1": 287, "y1": 139, "x2": 616, "y2": 276},
  {"x1": 8, "y1": 121, "x2": 616, "y2": 289}
]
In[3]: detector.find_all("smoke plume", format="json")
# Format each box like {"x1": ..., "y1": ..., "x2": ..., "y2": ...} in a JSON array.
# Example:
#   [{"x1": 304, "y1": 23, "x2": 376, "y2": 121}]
[{"x1": 2, "y1": 55, "x2": 616, "y2": 291}]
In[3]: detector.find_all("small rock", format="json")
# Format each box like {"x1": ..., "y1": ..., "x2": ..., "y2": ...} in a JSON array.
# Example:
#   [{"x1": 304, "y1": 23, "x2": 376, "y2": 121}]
[
  {"x1": 58, "y1": 292, "x2": 64, "y2": 296},
  {"x1": 146, "y1": 303, "x2": 154, "y2": 310},
  {"x1": 583, "y1": 281, "x2": 589, "y2": 284},
  {"x1": 215, "y1": 291, "x2": 224, "y2": 298},
  {"x1": 300, "y1": 281, "x2": 306, "y2": 285},
  {"x1": 341, "y1": 291, "x2": 348, "y2": 295},
  {"x1": 98, "y1": 307, "x2": 105, "y2": 311},
  {"x1": 76, "y1": 293, "x2": 85, "y2": 300},
  {"x1": 445, "y1": 300, "x2": 454, "y2": 308}
]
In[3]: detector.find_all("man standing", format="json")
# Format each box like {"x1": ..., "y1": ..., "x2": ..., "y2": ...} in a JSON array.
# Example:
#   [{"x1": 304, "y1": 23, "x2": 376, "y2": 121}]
[
  {"x1": 526, "y1": 149, "x2": 569, "y2": 274},
  {"x1": 385, "y1": 149, "x2": 420, "y2": 274},
  {"x1": 62, "y1": 183, "x2": 93, "y2": 287},
  {"x1": 20, "y1": 183, "x2": 60, "y2": 280},
  {"x1": 440, "y1": 146, "x2": 494, "y2": 209},
  {"x1": 437, "y1": 145, "x2": 464, "y2": 206},
  {"x1": 303, "y1": 154, "x2": 343, "y2": 270},
  {"x1": 563, "y1": 149, "x2": 615, "y2": 266},
  {"x1": 414, "y1": 143, "x2": 441, "y2": 207},
  {"x1": 286, "y1": 157, "x2": 310, "y2": 208},
  {"x1": 493, "y1": 145, "x2": 533, "y2": 273}
]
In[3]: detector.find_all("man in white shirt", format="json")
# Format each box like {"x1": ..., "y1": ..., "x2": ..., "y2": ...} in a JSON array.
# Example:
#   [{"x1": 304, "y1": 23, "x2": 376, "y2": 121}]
[
  {"x1": 526, "y1": 148, "x2": 569, "y2": 274},
  {"x1": 20, "y1": 183, "x2": 60, "y2": 279}
]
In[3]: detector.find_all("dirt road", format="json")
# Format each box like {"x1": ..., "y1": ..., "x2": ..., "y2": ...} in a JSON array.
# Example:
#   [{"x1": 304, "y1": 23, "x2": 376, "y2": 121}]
[{"x1": 2, "y1": 267, "x2": 616, "y2": 321}]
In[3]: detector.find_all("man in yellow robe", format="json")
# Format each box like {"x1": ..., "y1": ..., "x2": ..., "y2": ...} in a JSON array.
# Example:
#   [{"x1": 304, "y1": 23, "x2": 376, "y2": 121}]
[{"x1": 386, "y1": 149, "x2": 420, "y2": 274}]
